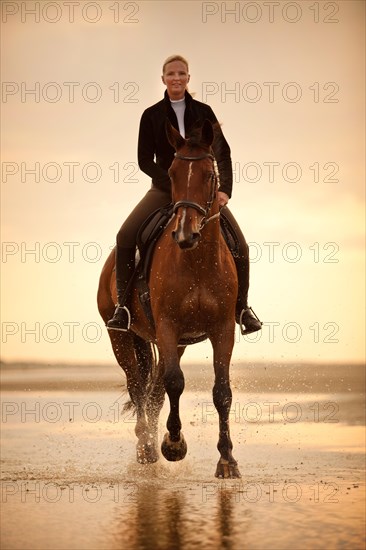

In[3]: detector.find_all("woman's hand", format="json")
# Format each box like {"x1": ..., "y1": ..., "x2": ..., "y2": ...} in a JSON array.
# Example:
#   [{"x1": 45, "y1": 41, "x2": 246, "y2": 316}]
[{"x1": 218, "y1": 192, "x2": 229, "y2": 208}]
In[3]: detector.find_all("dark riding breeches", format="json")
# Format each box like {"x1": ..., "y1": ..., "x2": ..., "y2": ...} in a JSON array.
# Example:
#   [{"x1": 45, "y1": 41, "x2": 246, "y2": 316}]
[
  {"x1": 117, "y1": 187, "x2": 172, "y2": 249},
  {"x1": 220, "y1": 206, "x2": 250, "y2": 304}
]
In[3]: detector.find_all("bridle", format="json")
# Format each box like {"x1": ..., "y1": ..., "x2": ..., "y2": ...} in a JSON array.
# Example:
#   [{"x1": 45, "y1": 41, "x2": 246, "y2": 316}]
[{"x1": 172, "y1": 152, "x2": 220, "y2": 227}]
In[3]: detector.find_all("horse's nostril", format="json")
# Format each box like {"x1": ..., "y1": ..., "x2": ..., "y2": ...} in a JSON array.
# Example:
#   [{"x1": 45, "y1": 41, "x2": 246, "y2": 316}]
[
  {"x1": 172, "y1": 230, "x2": 181, "y2": 244},
  {"x1": 177, "y1": 233, "x2": 201, "y2": 249},
  {"x1": 172, "y1": 229, "x2": 201, "y2": 248}
]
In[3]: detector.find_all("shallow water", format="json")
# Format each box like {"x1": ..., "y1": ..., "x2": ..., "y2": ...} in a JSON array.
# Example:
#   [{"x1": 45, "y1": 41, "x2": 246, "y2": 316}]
[{"x1": 1, "y1": 363, "x2": 365, "y2": 549}]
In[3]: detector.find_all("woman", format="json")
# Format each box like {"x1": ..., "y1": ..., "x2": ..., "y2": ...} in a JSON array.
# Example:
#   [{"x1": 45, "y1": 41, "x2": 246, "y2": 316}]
[{"x1": 107, "y1": 55, "x2": 261, "y2": 334}]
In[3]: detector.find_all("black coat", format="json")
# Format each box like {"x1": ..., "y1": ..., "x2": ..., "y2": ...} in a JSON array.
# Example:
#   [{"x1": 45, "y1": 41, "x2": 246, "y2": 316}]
[{"x1": 137, "y1": 90, "x2": 233, "y2": 197}]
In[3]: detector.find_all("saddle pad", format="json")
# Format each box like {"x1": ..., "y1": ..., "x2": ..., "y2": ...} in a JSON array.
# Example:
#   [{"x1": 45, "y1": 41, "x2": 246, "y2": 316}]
[{"x1": 137, "y1": 204, "x2": 174, "y2": 255}]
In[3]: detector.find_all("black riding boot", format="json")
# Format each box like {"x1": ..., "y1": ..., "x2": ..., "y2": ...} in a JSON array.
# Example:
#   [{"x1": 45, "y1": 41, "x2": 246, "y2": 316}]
[
  {"x1": 107, "y1": 246, "x2": 135, "y2": 331},
  {"x1": 234, "y1": 255, "x2": 262, "y2": 335}
]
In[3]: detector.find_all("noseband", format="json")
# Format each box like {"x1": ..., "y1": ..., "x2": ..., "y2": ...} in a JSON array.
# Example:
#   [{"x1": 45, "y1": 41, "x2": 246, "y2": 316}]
[{"x1": 172, "y1": 152, "x2": 218, "y2": 224}]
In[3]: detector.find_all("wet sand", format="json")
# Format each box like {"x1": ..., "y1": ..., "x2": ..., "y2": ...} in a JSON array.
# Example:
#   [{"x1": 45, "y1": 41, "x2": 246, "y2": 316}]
[{"x1": 1, "y1": 362, "x2": 365, "y2": 550}]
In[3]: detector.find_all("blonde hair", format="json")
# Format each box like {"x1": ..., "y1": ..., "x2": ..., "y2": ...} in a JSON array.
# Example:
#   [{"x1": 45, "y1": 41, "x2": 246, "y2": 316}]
[{"x1": 162, "y1": 55, "x2": 189, "y2": 74}]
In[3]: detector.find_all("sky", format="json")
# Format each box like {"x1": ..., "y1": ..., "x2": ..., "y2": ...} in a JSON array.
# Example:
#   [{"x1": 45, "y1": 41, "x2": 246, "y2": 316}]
[{"x1": 1, "y1": 0, "x2": 365, "y2": 366}]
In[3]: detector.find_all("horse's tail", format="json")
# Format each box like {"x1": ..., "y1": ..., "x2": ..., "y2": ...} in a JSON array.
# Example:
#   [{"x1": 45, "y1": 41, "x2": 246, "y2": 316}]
[{"x1": 122, "y1": 334, "x2": 157, "y2": 414}]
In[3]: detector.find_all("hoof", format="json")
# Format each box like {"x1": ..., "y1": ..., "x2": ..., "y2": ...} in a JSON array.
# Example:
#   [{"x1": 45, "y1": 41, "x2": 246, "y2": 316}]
[
  {"x1": 215, "y1": 458, "x2": 241, "y2": 479},
  {"x1": 161, "y1": 432, "x2": 187, "y2": 462},
  {"x1": 137, "y1": 442, "x2": 159, "y2": 464}
]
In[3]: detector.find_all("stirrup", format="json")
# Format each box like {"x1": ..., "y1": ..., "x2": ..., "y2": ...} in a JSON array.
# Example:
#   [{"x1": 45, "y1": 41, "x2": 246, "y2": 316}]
[
  {"x1": 238, "y1": 306, "x2": 262, "y2": 336},
  {"x1": 107, "y1": 305, "x2": 131, "y2": 332}
]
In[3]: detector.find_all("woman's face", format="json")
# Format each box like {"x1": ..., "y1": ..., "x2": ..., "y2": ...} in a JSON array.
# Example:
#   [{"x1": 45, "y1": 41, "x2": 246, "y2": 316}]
[{"x1": 162, "y1": 60, "x2": 190, "y2": 100}]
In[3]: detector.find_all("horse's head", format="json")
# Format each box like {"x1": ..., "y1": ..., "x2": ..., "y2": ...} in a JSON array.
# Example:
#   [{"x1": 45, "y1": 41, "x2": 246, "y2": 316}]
[{"x1": 166, "y1": 119, "x2": 218, "y2": 250}]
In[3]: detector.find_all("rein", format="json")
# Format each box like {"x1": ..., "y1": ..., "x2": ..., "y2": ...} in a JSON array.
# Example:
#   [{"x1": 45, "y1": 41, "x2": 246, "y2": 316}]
[{"x1": 173, "y1": 152, "x2": 220, "y2": 227}]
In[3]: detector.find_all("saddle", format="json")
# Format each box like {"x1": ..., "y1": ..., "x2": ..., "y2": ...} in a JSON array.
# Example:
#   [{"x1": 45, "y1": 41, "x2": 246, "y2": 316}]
[
  {"x1": 134, "y1": 205, "x2": 241, "y2": 341},
  {"x1": 136, "y1": 204, "x2": 175, "y2": 281}
]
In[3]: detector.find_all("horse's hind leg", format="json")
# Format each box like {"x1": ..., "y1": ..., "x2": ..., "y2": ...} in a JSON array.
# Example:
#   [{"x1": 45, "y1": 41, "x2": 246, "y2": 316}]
[
  {"x1": 109, "y1": 331, "x2": 158, "y2": 464},
  {"x1": 210, "y1": 326, "x2": 241, "y2": 479},
  {"x1": 134, "y1": 335, "x2": 162, "y2": 462},
  {"x1": 145, "y1": 367, "x2": 165, "y2": 454}
]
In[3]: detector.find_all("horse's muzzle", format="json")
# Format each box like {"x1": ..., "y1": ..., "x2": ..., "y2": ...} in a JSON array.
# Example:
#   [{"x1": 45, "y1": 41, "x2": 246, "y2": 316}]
[
  {"x1": 172, "y1": 229, "x2": 201, "y2": 249},
  {"x1": 172, "y1": 209, "x2": 202, "y2": 249}
]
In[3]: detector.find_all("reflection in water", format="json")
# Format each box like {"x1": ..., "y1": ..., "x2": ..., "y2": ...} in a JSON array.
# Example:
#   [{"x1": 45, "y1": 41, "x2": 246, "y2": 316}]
[
  {"x1": 134, "y1": 485, "x2": 161, "y2": 549},
  {"x1": 114, "y1": 484, "x2": 186, "y2": 550},
  {"x1": 217, "y1": 488, "x2": 234, "y2": 550},
  {"x1": 215, "y1": 486, "x2": 252, "y2": 550},
  {"x1": 111, "y1": 482, "x2": 252, "y2": 550},
  {"x1": 164, "y1": 493, "x2": 184, "y2": 550}
]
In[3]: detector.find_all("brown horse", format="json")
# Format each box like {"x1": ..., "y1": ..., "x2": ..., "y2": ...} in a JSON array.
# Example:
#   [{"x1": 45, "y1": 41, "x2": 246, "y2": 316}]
[{"x1": 97, "y1": 119, "x2": 241, "y2": 478}]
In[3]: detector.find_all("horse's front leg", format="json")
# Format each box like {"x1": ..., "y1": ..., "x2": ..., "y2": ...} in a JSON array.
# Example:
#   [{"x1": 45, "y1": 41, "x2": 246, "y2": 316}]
[
  {"x1": 156, "y1": 326, "x2": 187, "y2": 462},
  {"x1": 210, "y1": 324, "x2": 241, "y2": 479}
]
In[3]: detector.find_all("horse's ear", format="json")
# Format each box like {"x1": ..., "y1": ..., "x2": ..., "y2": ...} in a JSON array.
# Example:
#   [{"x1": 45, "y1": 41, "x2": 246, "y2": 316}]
[
  {"x1": 201, "y1": 119, "x2": 214, "y2": 148},
  {"x1": 166, "y1": 119, "x2": 185, "y2": 151}
]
